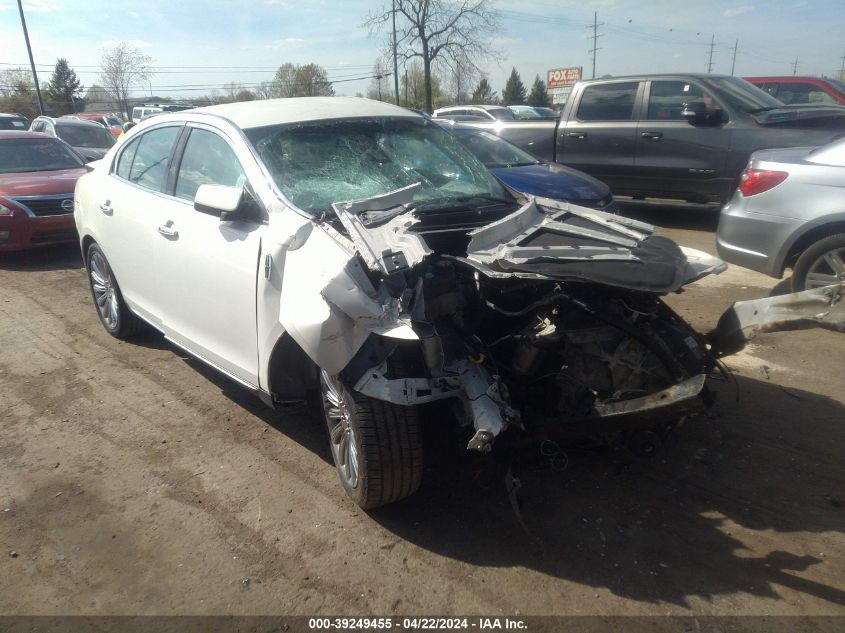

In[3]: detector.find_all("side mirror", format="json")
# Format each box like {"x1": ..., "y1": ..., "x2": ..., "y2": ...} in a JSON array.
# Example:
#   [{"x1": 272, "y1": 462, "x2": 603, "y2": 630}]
[
  {"x1": 681, "y1": 101, "x2": 724, "y2": 125},
  {"x1": 194, "y1": 184, "x2": 260, "y2": 222}
]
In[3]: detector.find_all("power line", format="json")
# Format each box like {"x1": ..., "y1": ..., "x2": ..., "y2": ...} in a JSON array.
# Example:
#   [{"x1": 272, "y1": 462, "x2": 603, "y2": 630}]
[{"x1": 587, "y1": 11, "x2": 604, "y2": 79}]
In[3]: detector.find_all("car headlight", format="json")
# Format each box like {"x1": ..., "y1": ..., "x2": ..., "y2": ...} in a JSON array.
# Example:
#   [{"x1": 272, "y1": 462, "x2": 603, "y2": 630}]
[{"x1": 0, "y1": 203, "x2": 13, "y2": 216}]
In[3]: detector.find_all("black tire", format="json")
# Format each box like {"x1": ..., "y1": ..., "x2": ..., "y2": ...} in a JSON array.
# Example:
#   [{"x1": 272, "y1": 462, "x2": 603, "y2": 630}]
[
  {"x1": 85, "y1": 242, "x2": 142, "y2": 339},
  {"x1": 320, "y1": 371, "x2": 423, "y2": 509},
  {"x1": 791, "y1": 233, "x2": 845, "y2": 292}
]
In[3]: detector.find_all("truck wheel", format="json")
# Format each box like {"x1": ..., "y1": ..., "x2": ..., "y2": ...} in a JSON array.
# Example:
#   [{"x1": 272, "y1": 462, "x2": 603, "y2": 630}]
[
  {"x1": 791, "y1": 233, "x2": 845, "y2": 292},
  {"x1": 319, "y1": 370, "x2": 423, "y2": 509},
  {"x1": 86, "y1": 243, "x2": 142, "y2": 339}
]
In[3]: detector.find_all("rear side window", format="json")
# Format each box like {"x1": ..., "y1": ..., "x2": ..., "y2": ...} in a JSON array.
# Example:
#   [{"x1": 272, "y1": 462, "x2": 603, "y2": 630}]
[
  {"x1": 127, "y1": 126, "x2": 181, "y2": 191},
  {"x1": 577, "y1": 82, "x2": 639, "y2": 121},
  {"x1": 174, "y1": 128, "x2": 246, "y2": 201}
]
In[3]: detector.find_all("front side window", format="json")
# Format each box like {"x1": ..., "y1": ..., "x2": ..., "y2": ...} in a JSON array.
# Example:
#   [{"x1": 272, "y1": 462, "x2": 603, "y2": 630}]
[
  {"x1": 647, "y1": 81, "x2": 717, "y2": 120},
  {"x1": 175, "y1": 128, "x2": 246, "y2": 201},
  {"x1": 577, "y1": 82, "x2": 639, "y2": 121},
  {"x1": 127, "y1": 126, "x2": 181, "y2": 191},
  {"x1": 246, "y1": 117, "x2": 506, "y2": 217}
]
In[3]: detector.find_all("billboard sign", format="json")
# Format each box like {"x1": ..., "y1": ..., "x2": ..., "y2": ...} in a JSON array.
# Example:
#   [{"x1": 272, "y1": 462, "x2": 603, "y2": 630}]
[{"x1": 547, "y1": 67, "x2": 582, "y2": 89}]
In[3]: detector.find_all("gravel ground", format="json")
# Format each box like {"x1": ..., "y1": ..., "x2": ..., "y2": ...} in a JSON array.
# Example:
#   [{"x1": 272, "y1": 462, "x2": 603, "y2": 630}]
[{"x1": 1, "y1": 205, "x2": 843, "y2": 620}]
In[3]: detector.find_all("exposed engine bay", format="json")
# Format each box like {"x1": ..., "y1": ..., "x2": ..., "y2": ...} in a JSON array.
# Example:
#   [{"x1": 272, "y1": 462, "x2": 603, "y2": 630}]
[{"x1": 321, "y1": 187, "x2": 730, "y2": 454}]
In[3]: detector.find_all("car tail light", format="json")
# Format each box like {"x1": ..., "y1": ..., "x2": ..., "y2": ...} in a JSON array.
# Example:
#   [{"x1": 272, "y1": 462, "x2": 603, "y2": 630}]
[{"x1": 739, "y1": 168, "x2": 788, "y2": 196}]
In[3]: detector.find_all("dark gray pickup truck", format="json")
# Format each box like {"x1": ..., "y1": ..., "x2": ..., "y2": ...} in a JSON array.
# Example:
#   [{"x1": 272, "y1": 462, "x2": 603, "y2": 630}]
[{"x1": 441, "y1": 74, "x2": 845, "y2": 205}]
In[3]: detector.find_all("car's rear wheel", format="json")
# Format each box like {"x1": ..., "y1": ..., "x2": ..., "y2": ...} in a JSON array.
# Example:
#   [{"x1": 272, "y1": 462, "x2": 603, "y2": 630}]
[
  {"x1": 86, "y1": 243, "x2": 142, "y2": 339},
  {"x1": 791, "y1": 233, "x2": 845, "y2": 291},
  {"x1": 319, "y1": 370, "x2": 423, "y2": 509}
]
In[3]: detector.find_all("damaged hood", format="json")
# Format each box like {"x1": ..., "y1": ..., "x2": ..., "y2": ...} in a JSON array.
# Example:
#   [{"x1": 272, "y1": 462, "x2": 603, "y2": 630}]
[{"x1": 332, "y1": 188, "x2": 724, "y2": 293}]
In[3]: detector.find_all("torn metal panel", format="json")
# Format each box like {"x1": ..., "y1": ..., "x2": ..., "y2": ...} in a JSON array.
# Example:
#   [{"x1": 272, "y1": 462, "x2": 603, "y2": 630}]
[
  {"x1": 332, "y1": 184, "x2": 432, "y2": 275},
  {"x1": 680, "y1": 246, "x2": 728, "y2": 283},
  {"x1": 353, "y1": 361, "x2": 461, "y2": 405},
  {"x1": 709, "y1": 282, "x2": 845, "y2": 357},
  {"x1": 466, "y1": 199, "x2": 647, "y2": 265}
]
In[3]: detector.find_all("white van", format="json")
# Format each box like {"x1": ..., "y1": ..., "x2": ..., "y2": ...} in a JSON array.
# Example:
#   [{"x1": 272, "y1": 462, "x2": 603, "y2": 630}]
[{"x1": 131, "y1": 106, "x2": 163, "y2": 121}]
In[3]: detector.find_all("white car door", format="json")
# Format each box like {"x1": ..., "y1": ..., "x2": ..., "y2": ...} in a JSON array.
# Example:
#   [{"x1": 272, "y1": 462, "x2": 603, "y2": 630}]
[
  {"x1": 153, "y1": 124, "x2": 263, "y2": 387},
  {"x1": 91, "y1": 124, "x2": 183, "y2": 325}
]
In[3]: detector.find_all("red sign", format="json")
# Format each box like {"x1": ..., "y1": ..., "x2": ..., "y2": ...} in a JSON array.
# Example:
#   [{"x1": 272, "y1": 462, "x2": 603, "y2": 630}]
[{"x1": 547, "y1": 67, "x2": 582, "y2": 89}]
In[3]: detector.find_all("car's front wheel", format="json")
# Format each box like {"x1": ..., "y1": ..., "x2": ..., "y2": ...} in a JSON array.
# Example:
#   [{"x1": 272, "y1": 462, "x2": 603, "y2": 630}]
[
  {"x1": 86, "y1": 242, "x2": 142, "y2": 339},
  {"x1": 791, "y1": 233, "x2": 845, "y2": 291},
  {"x1": 320, "y1": 370, "x2": 423, "y2": 509}
]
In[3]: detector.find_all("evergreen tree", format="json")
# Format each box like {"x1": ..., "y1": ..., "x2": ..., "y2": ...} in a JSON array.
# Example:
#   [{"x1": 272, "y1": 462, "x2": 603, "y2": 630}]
[
  {"x1": 501, "y1": 68, "x2": 526, "y2": 105},
  {"x1": 526, "y1": 75, "x2": 551, "y2": 107},
  {"x1": 470, "y1": 78, "x2": 497, "y2": 104},
  {"x1": 45, "y1": 58, "x2": 83, "y2": 115}
]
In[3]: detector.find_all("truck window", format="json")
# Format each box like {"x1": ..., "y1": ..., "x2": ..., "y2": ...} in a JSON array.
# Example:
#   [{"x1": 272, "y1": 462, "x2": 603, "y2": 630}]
[
  {"x1": 576, "y1": 82, "x2": 638, "y2": 121},
  {"x1": 647, "y1": 81, "x2": 715, "y2": 120},
  {"x1": 775, "y1": 82, "x2": 837, "y2": 105}
]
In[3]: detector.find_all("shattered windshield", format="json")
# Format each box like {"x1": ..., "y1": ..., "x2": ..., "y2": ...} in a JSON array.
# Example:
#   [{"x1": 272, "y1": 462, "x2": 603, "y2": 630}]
[{"x1": 245, "y1": 117, "x2": 507, "y2": 216}]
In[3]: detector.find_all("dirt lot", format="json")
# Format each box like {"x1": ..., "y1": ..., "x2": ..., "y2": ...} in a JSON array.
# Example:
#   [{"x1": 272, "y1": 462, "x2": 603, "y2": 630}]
[{"x1": 1, "y1": 205, "x2": 843, "y2": 619}]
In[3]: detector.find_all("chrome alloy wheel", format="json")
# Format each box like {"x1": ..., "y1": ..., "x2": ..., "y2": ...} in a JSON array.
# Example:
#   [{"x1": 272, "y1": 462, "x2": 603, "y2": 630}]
[
  {"x1": 89, "y1": 250, "x2": 120, "y2": 330},
  {"x1": 320, "y1": 370, "x2": 360, "y2": 489},
  {"x1": 805, "y1": 246, "x2": 845, "y2": 289}
]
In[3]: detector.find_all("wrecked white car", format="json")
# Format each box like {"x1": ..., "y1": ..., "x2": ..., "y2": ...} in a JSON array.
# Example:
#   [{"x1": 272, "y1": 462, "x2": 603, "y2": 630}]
[{"x1": 74, "y1": 98, "x2": 845, "y2": 509}]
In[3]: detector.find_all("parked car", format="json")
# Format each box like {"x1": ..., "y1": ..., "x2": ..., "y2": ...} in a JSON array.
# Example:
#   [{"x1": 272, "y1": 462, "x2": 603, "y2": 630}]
[
  {"x1": 456, "y1": 74, "x2": 845, "y2": 205},
  {"x1": 29, "y1": 116, "x2": 116, "y2": 162},
  {"x1": 0, "y1": 131, "x2": 86, "y2": 251},
  {"x1": 507, "y1": 105, "x2": 558, "y2": 120},
  {"x1": 63, "y1": 113, "x2": 124, "y2": 138},
  {"x1": 74, "y1": 97, "x2": 826, "y2": 509},
  {"x1": 746, "y1": 76, "x2": 845, "y2": 106},
  {"x1": 0, "y1": 113, "x2": 30, "y2": 131},
  {"x1": 717, "y1": 137, "x2": 845, "y2": 291},
  {"x1": 441, "y1": 122, "x2": 616, "y2": 211},
  {"x1": 432, "y1": 104, "x2": 516, "y2": 121}
]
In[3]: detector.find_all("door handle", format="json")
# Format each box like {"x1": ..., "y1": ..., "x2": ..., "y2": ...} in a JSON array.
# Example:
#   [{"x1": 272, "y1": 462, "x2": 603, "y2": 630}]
[
  {"x1": 567, "y1": 132, "x2": 587, "y2": 140},
  {"x1": 157, "y1": 223, "x2": 178, "y2": 239},
  {"x1": 641, "y1": 131, "x2": 663, "y2": 140},
  {"x1": 99, "y1": 201, "x2": 113, "y2": 216}
]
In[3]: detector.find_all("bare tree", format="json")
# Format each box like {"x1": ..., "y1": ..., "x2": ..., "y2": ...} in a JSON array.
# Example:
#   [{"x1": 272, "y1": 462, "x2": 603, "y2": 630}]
[
  {"x1": 367, "y1": 0, "x2": 500, "y2": 112},
  {"x1": 366, "y1": 60, "x2": 392, "y2": 101},
  {"x1": 272, "y1": 63, "x2": 299, "y2": 98},
  {"x1": 255, "y1": 81, "x2": 274, "y2": 100},
  {"x1": 446, "y1": 50, "x2": 477, "y2": 105},
  {"x1": 99, "y1": 43, "x2": 153, "y2": 121}
]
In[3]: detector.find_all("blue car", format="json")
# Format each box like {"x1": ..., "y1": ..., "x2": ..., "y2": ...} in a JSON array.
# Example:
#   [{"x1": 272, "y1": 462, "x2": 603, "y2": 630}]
[{"x1": 446, "y1": 124, "x2": 617, "y2": 212}]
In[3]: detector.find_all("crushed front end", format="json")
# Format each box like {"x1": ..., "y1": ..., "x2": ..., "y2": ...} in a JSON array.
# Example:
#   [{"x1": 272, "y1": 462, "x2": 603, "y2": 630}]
[{"x1": 326, "y1": 190, "x2": 726, "y2": 455}]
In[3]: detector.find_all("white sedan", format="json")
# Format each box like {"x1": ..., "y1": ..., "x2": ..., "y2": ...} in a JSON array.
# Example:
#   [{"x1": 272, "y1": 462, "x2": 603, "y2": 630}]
[{"x1": 76, "y1": 97, "x2": 827, "y2": 509}]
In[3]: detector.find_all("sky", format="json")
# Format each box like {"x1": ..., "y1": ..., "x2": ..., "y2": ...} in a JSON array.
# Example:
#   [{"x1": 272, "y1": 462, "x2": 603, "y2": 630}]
[{"x1": 2, "y1": 0, "x2": 844, "y2": 101}]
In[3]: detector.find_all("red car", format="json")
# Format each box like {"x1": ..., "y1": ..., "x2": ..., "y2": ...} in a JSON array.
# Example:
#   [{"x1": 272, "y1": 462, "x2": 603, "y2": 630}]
[
  {"x1": 0, "y1": 131, "x2": 87, "y2": 252},
  {"x1": 745, "y1": 76, "x2": 845, "y2": 106},
  {"x1": 62, "y1": 113, "x2": 124, "y2": 138}
]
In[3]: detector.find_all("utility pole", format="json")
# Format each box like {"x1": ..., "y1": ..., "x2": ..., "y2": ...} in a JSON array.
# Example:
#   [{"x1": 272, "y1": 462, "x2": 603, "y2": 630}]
[
  {"x1": 16, "y1": 0, "x2": 45, "y2": 115},
  {"x1": 587, "y1": 11, "x2": 604, "y2": 79},
  {"x1": 792, "y1": 56, "x2": 799, "y2": 76},
  {"x1": 706, "y1": 34, "x2": 716, "y2": 74},
  {"x1": 392, "y1": 0, "x2": 400, "y2": 105},
  {"x1": 730, "y1": 39, "x2": 739, "y2": 76},
  {"x1": 840, "y1": 47, "x2": 845, "y2": 80}
]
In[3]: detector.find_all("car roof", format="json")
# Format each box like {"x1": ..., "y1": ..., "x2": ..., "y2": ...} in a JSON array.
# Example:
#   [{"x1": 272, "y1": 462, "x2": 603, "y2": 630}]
[
  {"x1": 436, "y1": 104, "x2": 508, "y2": 112},
  {"x1": 744, "y1": 76, "x2": 830, "y2": 82},
  {"x1": 576, "y1": 73, "x2": 735, "y2": 84},
  {"x1": 0, "y1": 113, "x2": 29, "y2": 119},
  {"x1": 0, "y1": 130, "x2": 52, "y2": 140},
  {"x1": 187, "y1": 96, "x2": 419, "y2": 129}
]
